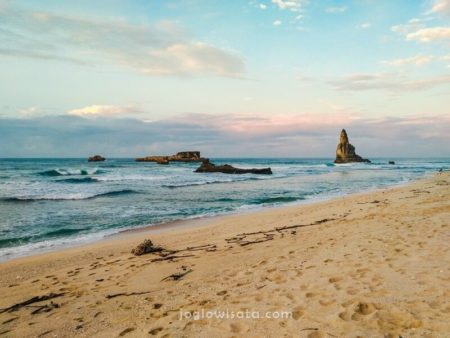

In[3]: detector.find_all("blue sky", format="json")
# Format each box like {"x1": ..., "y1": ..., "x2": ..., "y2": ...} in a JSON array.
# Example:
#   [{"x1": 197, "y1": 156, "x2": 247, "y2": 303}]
[{"x1": 0, "y1": 0, "x2": 449, "y2": 157}]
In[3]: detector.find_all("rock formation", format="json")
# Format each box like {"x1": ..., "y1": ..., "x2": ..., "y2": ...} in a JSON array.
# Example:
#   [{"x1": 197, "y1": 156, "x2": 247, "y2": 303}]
[
  {"x1": 195, "y1": 159, "x2": 272, "y2": 175},
  {"x1": 131, "y1": 239, "x2": 163, "y2": 256},
  {"x1": 334, "y1": 129, "x2": 370, "y2": 164},
  {"x1": 136, "y1": 151, "x2": 206, "y2": 164},
  {"x1": 88, "y1": 155, "x2": 106, "y2": 162},
  {"x1": 169, "y1": 151, "x2": 203, "y2": 162}
]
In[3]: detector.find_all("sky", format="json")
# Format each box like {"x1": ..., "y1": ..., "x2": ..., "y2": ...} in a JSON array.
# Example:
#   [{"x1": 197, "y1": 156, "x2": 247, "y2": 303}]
[{"x1": 0, "y1": 0, "x2": 449, "y2": 157}]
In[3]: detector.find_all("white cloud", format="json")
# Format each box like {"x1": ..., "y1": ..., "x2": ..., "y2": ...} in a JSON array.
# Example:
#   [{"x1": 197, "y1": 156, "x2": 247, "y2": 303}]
[
  {"x1": 272, "y1": 0, "x2": 307, "y2": 12},
  {"x1": 0, "y1": 4, "x2": 245, "y2": 78},
  {"x1": 406, "y1": 27, "x2": 450, "y2": 42},
  {"x1": 359, "y1": 22, "x2": 371, "y2": 29},
  {"x1": 391, "y1": 18, "x2": 425, "y2": 35},
  {"x1": 259, "y1": 3, "x2": 267, "y2": 10},
  {"x1": 330, "y1": 72, "x2": 450, "y2": 92},
  {"x1": 430, "y1": 0, "x2": 450, "y2": 16},
  {"x1": 273, "y1": 20, "x2": 282, "y2": 26},
  {"x1": 382, "y1": 55, "x2": 434, "y2": 67},
  {"x1": 325, "y1": 6, "x2": 347, "y2": 14},
  {"x1": 68, "y1": 105, "x2": 140, "y2": 117}
]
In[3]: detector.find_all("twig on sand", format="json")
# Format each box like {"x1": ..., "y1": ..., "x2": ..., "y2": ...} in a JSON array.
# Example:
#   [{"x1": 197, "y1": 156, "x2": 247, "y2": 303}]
[
  {"x1": 151, "y1": 254, "x2": 195, "y2": 262},
  {"x1": 0, "y1": 293, "x2": 65, "y2": 314},
  {"x1": 178, "y1": 244, "x2": 217, "y2": 252},
  {"x1": 105, "y1": 291, "x2": 152, "y2": 299},
  {"x1": 161, "y1": 269, "x2": 193, "y2": 281},
  {"x1": 225, "y1": 218, "x2": 334, "y2": 247}
]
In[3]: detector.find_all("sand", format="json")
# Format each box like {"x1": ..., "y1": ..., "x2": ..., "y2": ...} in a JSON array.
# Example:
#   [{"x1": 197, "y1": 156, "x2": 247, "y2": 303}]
[{"x1": 0, "y1": 172, "x2": 449, "y2": 338}]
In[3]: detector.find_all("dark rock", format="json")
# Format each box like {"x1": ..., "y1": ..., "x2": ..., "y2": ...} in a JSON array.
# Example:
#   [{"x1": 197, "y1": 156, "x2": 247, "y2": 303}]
[
  {"x1": 131, "y1": 239, "x2": 163, "y2": 256},
  {"x1": 195, "y1": 159, "x2": 272, "y2": 175},
  {"x1": 88, "y1": 155, "x2": 105, "y2": 162},
  {"x1": 388, "y1": 161, "x2": 395, "y2": 165},
  {"x1": 136, "y1": 156, "x2": 168, "y2": 163},
  {"x1": 136, "y1": 151, "x2": 206, "y2": 163},
  {"x1": 334, "y1": 129, "x2": 370, "y2": 164},
  {"x1": 169, "y1": 151, "x2": 205, "y2": 162}
]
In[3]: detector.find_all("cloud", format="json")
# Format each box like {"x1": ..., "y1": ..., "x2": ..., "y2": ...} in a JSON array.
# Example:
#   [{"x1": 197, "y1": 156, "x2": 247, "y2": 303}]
[
  {"x1": 273, "y1": 20, "x2": 282, "y2": 26},
  {"x1": 259, "y1": 3, "x2": 267, "y2": 10},
  {"x1": 358, "y1": 22, "x2": 371, "y2": 29},
  {"x1": 0, "y1": 3, "x2": 245, "y2": 78},
  {"x1": 325, "y1": 6, "x2": 347, "y2": 14},
  {"x1": 382, "y1": 55, "x2": 434, "y2": 67},
  {"x1": 68, "y1": 105, "x2": 141, "y2": 117},
  {"x1": 406, "y1": 27, "x2": 450, "y2": 42},
  {"x1": 391, "y1": 18, "x2": 426, "y2": 35},
  {"x1": 330, "y1": 72, "x2": 450, "y2": 91},
  {"x1": 272, "y1": 0, "x2": 307, "y2": 12},
  {"x1": 430, "y1": 0, "x2": 450, "y2": 16},
  {"x1": 1, "y1": 113, "x2": 449, "y2": 157}
]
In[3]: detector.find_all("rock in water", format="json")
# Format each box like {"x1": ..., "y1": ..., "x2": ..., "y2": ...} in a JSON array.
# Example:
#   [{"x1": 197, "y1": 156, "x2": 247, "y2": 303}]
[
  {"x1": 88, "y1": 155, "x2": 106, "y2": 162},
  {"x1": 136, "y1": 151, "x2": 207, "y2": 163},
  {"x1": 334, "y1": 129, "x2": 370, "y2": 164},
  {"x1": 195, "y1": 159, "x2": 272, "y2": 175}
]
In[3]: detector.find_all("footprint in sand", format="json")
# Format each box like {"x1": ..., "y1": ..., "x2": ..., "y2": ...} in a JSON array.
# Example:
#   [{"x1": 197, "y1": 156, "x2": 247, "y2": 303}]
[{"x1": 148, "y1": 327, "x2": 163, "y2": 335}]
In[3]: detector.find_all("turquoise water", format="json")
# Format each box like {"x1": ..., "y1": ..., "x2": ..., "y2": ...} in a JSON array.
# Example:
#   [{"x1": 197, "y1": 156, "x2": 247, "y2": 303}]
[{"x1": 0, "y1": 158, "x2": 448, "y2": 261}]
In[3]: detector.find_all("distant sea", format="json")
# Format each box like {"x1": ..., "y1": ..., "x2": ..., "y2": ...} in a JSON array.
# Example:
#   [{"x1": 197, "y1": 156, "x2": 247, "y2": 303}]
[{"x1": 0, "y1": 158, "x2": 448, "y2": 261}]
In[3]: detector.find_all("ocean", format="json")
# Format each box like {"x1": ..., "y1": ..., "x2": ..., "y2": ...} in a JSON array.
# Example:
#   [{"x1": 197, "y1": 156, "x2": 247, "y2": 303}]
[{"x1": 0, "y1": 158, "x2": 448, "y2": 261}]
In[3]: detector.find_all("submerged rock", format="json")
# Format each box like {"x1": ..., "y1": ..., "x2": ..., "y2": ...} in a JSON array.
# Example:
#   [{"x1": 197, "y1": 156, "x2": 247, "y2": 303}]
[
  {"x1": 389, "y1": 161, "x2": 395, "y2": 165},
  {"x1": 334, "y1": 129, "x2": 370, "y2": 164},
  {"x1": 195, "y1": 159, "x2": 272, "y2": 175},
  {"x1": 88, "y1": 155, "x2": 106, "y2": 162}
]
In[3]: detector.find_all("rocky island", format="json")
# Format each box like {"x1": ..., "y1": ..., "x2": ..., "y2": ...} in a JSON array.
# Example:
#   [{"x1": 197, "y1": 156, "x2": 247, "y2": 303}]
[
  {"x1": 88, "y1": 155, "x2": 106, "y2": 162},
  {"x1": 334, "y1": 129, "x2": 370, "y2": 164},
  {"x1": 136, "y1": 151, "x2": 206, "y2": 164},
  {"x1": 195, "y1": 159, "x2": 272, "y2": 175}
]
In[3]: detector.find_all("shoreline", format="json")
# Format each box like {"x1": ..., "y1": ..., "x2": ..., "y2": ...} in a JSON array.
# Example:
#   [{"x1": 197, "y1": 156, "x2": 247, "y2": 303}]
[
  {"x1": 0, "y1": 171, "x2": 449, "y2": 337},
  {"x1": 0, "y1": 171, "x2": 430, "y2": 263}
]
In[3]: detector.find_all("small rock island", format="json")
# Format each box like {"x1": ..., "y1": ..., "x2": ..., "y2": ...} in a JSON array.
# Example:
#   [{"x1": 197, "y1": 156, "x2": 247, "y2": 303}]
[
  {"x1": 334, "y1": 129, "x2": 370, "y2": 164},
  {"x1": 136, "y1": 151, "x2": 206, "y2": 164},
  {"x1": 88, "y1": 155, "x2": 106, "y2": 162},
  {"x1": 195, "y1": 159, "x2": 272, "y2": 175}
]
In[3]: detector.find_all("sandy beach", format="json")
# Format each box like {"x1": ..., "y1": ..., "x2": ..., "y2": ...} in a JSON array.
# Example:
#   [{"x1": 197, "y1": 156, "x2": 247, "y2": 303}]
[{"x1": 0, "y1": 172, "x2": 449, "y2": 338}]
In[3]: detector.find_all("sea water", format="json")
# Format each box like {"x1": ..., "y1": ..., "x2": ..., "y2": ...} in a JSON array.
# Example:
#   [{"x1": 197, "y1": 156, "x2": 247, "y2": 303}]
[{"x1": 0, "y1": 158, "x2": 448, "y2": 261}]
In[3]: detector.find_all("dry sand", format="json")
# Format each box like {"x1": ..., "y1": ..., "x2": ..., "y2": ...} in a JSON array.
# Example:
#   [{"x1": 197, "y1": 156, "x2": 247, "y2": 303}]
[{"x1": 0, "y1": 172, "x2": 449, "y2": 338}]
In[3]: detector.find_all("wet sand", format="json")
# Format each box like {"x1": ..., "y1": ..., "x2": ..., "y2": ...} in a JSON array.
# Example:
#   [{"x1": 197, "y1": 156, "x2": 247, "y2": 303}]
[{"x1": 0, "y1": 172, "x2": 449, "y2": 337}]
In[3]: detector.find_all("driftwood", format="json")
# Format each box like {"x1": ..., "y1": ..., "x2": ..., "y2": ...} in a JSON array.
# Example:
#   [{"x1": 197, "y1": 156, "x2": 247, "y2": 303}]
[
  {"x1": 177, "y1": 244, "x2": 217, "y2": 252},
  {"x1": 106, "y1": 291, "x2": 152, "y2": 299},
  {"x1": 29, "y1": 302, "x2": 60, "y2": 315},
  {"x1": 225, "y1": 218, "x2": 335, "y2": 247},
  {"x1": 151, "y1": 254, "x2": 195, "y2": 262},
  {"x1": 162, "y1": 269, "x2": 193, "y2": 281},
  {"x1": 0, "y1": 293, "x2": 65, "y2": 314}
]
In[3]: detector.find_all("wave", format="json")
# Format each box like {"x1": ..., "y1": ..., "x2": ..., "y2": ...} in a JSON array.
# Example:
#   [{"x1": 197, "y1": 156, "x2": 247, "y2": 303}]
[
  {"x1": 57, "y1": 177, "x2": 99, "y2": 184},
  {"x1": 92, "y1": 189, "x2": 138, "y2": 198},
  {"x1": 0, "y1": 189, "x2": 139, "y2": 202},
  {"x1": 251, "y1": 196, "x2": 304, "y2": 204},
  {"x1": 0, "y1": 227, "x2": 91, "y2": 249},
  {"x1": 38, "y1": 168, "x2": 103, "y2": 177},
  {"x1": 163, "y1": 181, "x2": 226, "y2": 189},
  {"x1": 162, "y1": 176, "x2": 269, "y2": 189}
]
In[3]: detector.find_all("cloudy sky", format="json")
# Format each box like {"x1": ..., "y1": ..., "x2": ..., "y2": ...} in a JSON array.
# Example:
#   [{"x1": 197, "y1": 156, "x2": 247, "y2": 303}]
[{"x1": 1, "y1": 0, "x2": 449, "y2": 157}]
